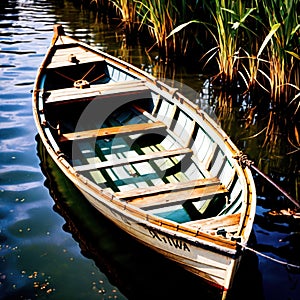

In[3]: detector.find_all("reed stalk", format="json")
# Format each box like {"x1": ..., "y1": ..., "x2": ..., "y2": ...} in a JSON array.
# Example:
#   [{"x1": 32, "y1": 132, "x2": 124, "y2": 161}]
[
  {"x1": 110, "y1": 0, "x2": 139, "y2": 33},
  {"x1": 258, "y1": 0, "x2": 300, "y2": 103},
  {"x1": 201, "y1": 0, "x2": 257, "y2": 87},
  {"x1": 254, "y1": 0, "x2": 300, "y2": 147},
  {"x1": 134, "y1": 0, "x2": 178, "y2": 59}
]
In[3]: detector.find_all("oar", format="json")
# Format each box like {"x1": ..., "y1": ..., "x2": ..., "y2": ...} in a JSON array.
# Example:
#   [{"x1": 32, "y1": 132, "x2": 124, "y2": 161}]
[{"x1": 234, "y1": 153, "x2": 300, "y2": 209}]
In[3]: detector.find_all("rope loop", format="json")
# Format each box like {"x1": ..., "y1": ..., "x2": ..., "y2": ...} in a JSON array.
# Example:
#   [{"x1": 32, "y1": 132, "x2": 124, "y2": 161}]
[
  {"x1": 74, "y1": 79, "x2": 90, "y2": 89},
  {"x1": 233, "y1": 152, "x2": 254, "y2": 169}
]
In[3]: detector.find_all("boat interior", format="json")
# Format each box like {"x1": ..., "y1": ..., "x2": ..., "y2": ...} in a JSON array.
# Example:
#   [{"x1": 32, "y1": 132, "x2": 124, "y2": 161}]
[{"x1": 39, "y1": 48, "x2": 245, "y2": 236}]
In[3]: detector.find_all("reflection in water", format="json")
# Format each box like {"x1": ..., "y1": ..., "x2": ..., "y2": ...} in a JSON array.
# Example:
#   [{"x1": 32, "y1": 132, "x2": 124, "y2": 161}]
[
  {"x1": 255, "y1": 214, "x2": 300, "y2": 268},
  {"x1": 36, "y1": 136, "x2": 263, "y2": 300}
]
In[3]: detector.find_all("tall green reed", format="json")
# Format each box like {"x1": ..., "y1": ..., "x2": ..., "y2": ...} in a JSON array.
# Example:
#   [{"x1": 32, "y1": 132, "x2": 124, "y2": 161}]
[
  {"x1": 254, "y1": 0, "x2": 300, "y2": 147},
  {"x1": 258, "y1": 0, "x2": 300, "y2": 104},
  {"x1": 134, "y1": 0, "x2": 178, "y2": 59},
  {"x1": 201, "y1": 0, "x2": 257, "y2": 87}
]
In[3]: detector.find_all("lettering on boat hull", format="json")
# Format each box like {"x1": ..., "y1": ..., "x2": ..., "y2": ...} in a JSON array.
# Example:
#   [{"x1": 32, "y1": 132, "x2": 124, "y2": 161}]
[{"x1": 148, "y1": 228, "x2": 190, "y2": 252}]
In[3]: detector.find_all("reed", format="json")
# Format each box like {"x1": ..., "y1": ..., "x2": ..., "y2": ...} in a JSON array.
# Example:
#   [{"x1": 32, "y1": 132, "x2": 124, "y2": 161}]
[
  {"x1": 134, "y1": 0, "x2": 178, "y2": 59},
  {"x1": 110, "y1": 0, "x2": 139, "y2": 33},
  {"x1": 257, "y1": 0, "x2": 300, "y2": 102},
  {"x1": 254, "y1": 0, "x2": 300, "y2": 146},
  {"x1": 201, "y1": 0, "x2": 257, "y2": 87},
  {"x1": 74, "y1": 0, "x2": 299, "y2": 126}
]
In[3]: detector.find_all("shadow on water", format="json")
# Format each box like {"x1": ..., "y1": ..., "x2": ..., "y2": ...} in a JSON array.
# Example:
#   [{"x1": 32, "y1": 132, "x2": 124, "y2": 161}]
[{"x1": 36, "y1": 135, "x2": 264, "y2": 300}]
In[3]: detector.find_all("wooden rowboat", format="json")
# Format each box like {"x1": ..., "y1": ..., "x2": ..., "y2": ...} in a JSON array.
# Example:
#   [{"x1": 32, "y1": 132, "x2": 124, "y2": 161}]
[{"x1": 32, "y1": 24, "x2": 256, "y2": 299}]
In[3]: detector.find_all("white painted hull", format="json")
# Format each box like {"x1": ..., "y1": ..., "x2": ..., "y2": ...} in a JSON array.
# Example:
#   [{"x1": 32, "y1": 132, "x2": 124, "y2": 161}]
[{"x1": 78, "y1": 183, "x2": 240, "y2": 292}]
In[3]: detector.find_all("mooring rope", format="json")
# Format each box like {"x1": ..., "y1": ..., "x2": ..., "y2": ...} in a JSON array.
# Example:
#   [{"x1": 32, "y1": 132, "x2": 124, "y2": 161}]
[
  {"x1": 233, "y1": 152, "x2": 300, "y2": 209},
  {"x1": 238, "y1": 242, "x2": 300, "y2": 270}
]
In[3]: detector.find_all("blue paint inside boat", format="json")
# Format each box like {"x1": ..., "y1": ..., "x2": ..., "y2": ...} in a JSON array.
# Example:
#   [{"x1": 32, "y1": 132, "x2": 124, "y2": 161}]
[{"x1": 155, "y1": 208, "x2": 192, "y2": 223}]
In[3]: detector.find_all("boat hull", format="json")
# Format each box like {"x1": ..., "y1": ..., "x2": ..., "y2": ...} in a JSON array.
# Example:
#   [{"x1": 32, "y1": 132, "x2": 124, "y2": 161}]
[
  {"x1": 76, "y1": 179, "x2": 240, "y2": 292},
  {"x1": 32, "y1": 24, "x2": 256, "y2": 300}
]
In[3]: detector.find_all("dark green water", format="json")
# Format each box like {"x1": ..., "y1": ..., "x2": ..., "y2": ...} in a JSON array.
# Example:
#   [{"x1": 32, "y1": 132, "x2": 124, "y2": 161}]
[{"x1": 0, "y1": 0, "x2": 299, "y2": 299}]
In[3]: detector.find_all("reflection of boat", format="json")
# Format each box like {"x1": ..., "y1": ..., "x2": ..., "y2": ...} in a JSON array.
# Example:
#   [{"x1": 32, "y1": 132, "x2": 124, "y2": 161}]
[
  {"x1": 32, "y1": 24, "x2": 256, "y2": 299},
  {"x1": 37, "y1": 136, "x2": 223, "y2": 299}
]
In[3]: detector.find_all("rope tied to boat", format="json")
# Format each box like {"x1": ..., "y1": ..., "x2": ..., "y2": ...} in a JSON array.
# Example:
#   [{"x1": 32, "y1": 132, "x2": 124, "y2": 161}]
[
  {"x1": 233, "y1": 152, "x2": 254, "y2": 169},
  {"x1": 237, "y1": 242, "x2": 300, "y2": 272},
  {"x1": 233, "y1": 152, "x2": 300, "y2": 209}
]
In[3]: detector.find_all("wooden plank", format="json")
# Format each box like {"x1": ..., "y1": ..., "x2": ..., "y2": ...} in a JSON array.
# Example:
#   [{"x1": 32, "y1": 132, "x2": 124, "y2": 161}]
[
  {"x1": 47, "y1": 57, "x2": 104, "y2": 69},
  {"x1": 59, "y1": 121, "x2": 166, "y2": 142},
  {"x1": 74, "y1": 147, "x2": 192, "y2": 172},
  {"x1": 44, "y1": 128, "x2": 61, "y2": 154},
  {"x1": 185, "y1": 213, "x2": 241, "y2": 231},
  {"x1": 127, "y1": 184, "x2": 228, "y2": 209},
  {"x1": 115, "y1": 177, "x2": 220, "y2": 199},
  {"x1": 47, "y1": 46, "x2": 104, "y2": 69},
  {"x1": 132, "y1": 104, "x2": 157, "y2": 122},
  {"x1": 45, "y1": 80, "x2": 149, "y2": 104}
]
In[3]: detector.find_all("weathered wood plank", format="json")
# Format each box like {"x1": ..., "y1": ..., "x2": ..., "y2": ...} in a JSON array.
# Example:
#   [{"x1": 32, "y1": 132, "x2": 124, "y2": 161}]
[
  {"x1": 74, "y1": 147, "x2": 192, "y2": 172},
  {"x1": 132, "y1": 104, "x2": 157, "y2": 122},
  {"x1": 127, "y1": 184, "x2": 228, "y2": 209},
  {"x1": 185, "y1": 213, "x2": 241, "y2": 231},
  {"x1": 115, "y1": 177, "x2": 220, "y2": 199},
  {"x1": 44, "y1": 127, "x2": 61, "y2": 154},
  {"x1": 59, "y1": 121, "x2": 166, "y2": 143},
  {"x1": 47, "y1": 45, "x2": 104, "y2": 69},
  {"x1": 46, "y1": 80, "x2": 149, "y2": 104}
]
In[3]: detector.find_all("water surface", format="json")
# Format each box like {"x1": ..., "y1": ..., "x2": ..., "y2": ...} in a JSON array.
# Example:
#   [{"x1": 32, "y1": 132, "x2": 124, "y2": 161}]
[{"x1": 0, "y1": 1, "x2": 299, "y2": 299}]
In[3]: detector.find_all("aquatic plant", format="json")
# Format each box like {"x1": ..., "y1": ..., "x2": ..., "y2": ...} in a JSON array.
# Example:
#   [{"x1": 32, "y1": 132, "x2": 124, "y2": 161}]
[
  {"x1": 254, "y1": 0, "x2": 300, "y2": 147},
  {"x1": 201, "y1": 0, "x2": 257, "y2": 87},
  {"x1": 259, "y1": 0, "x2": 299, "y2": 101},
  {"x1": 134, "y1": 0, "x2": 179, "y2": 59},
  {"x1": 110, "y1": 0, "x2": 139, "y2": 33}
]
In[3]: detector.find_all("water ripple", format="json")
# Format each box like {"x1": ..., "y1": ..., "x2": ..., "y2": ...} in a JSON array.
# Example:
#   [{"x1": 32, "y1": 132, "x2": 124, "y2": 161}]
[{"x1": 0, "y1": 169, "x2": 43, "y2": 189}]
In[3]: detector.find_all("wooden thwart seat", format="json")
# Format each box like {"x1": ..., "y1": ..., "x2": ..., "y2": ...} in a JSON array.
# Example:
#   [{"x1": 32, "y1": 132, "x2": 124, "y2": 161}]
[
  {"x1": 74, "y1": 147, "x2": 192, "y2": 172},
  {"x1": 59, "y1": 120, "x2": 166, "y2": 142},
  {"x1": 116, "y1": 177, "x2": 220, "y2": 199},
  {"x1": 184, "y1": 213, "x2": 241, "y2": 232},
  {"x1": 45, "y1": 80, "x2": 149, "y2": 104},
  {"x1": 47, "y1": 54, "x2": 105, "y2": 69},
  {"x1": 124, "y1": 183, "x2": 228, "y2": 210}
]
